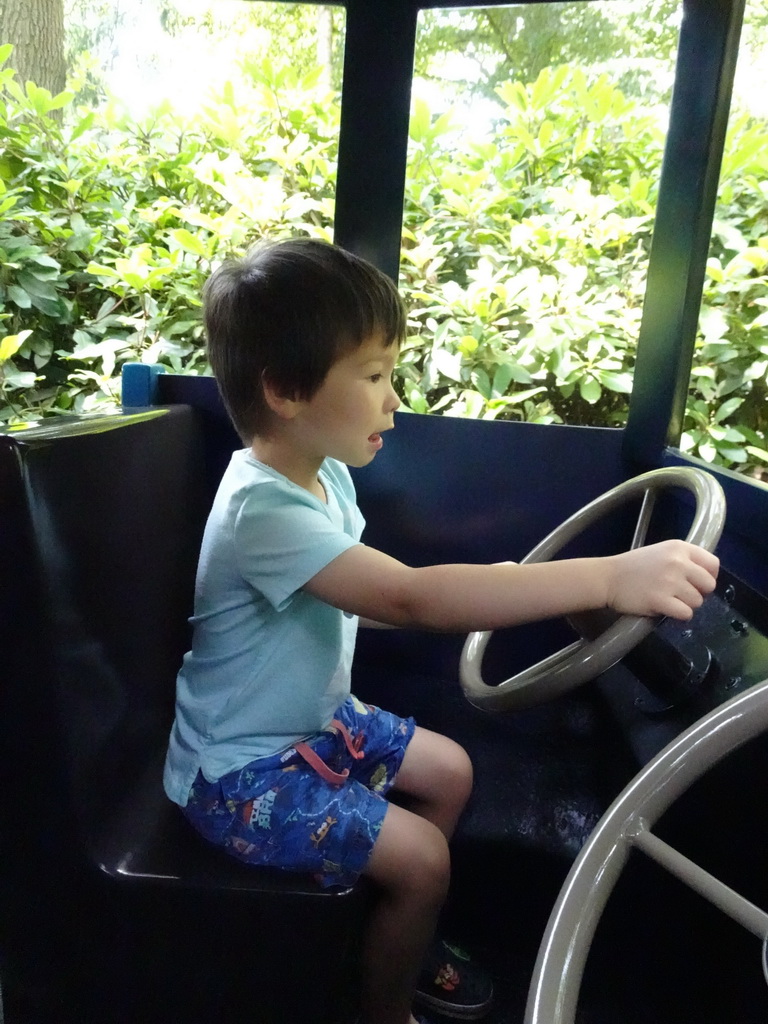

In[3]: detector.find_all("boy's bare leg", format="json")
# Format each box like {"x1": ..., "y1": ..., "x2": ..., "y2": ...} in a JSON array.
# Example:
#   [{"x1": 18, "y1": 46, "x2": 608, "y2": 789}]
[
  {"x1": 390, "y1": 726, "x2": 474, "y2": 839},
  {"x1": 360, "y1": 802, "x2": 451, "y2": 1024}
]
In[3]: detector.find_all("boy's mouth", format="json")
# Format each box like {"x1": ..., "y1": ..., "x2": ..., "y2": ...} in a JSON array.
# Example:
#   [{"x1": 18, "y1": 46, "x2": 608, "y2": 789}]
[{"x1": 368, "y1": 433, "x2": 383, "y2": 450}]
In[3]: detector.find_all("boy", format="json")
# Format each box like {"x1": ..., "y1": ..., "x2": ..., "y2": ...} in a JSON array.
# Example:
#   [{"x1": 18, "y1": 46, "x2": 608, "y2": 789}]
[{"x1": 163, "y1": 238, "x2": 719, "y2": 1024}]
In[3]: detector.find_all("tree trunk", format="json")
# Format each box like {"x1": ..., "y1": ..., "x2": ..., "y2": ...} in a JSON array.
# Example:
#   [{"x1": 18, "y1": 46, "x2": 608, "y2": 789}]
[{"x1": 0, "y1": 0, "x2": 66, "y2": 94}]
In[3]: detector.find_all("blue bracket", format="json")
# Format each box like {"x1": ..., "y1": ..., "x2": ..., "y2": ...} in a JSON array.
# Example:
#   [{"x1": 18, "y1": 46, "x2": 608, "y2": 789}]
[{"x1": 121, "y1": 363, "x2": 165, "y2": 408}]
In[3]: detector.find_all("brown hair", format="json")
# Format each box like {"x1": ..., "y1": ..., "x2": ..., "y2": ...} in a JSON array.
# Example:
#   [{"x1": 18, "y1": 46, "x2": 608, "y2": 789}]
[{"x1": 203, "y1": 237, "x2": 406, "y2": 440}]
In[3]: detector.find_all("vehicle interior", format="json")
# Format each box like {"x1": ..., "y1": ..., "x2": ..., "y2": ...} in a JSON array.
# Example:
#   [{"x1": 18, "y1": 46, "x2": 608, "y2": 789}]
[{"x1": 2, "y1": 0, "x2": 767, "y2": 1022}]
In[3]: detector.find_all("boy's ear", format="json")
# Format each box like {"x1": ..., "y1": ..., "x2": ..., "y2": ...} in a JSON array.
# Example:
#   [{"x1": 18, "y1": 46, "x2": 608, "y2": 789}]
[{"x1": 262, "y1": 372, "x2": 302, "y2": 420}]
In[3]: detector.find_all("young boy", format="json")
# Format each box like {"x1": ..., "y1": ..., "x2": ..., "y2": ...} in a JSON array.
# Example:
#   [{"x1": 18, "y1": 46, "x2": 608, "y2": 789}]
[{"x1": 163, "y1": 238, "x2": 719, "y2": 1024}]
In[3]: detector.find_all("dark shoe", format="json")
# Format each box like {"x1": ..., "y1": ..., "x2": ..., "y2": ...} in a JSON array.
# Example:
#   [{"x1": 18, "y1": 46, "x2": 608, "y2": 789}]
[{"x1": 414, "y1": 938, "x2": 494, "y2": 1019}]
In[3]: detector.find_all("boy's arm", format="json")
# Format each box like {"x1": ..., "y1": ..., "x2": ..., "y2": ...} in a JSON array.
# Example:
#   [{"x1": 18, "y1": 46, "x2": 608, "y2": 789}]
[
  {"x1": 357, "y1": 561, "x2": 515, "y2": 629},
  {"x1": 302, "y1": 540, "x2": 719, "y2": 632}
]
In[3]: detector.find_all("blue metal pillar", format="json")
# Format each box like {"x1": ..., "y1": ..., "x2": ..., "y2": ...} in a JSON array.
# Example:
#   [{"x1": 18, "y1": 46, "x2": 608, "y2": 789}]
[
  {"x1": 333, "y1": 0, "x2": 418, "y2": 281},
  {"x1": 623, "y1": 0, "x2": 746, "y2": 466}
]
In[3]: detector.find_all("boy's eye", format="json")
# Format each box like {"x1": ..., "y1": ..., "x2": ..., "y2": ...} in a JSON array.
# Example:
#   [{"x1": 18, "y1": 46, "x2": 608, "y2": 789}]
[{"x1": 369, "y1": 373, "x2": 382, "y2": 383}]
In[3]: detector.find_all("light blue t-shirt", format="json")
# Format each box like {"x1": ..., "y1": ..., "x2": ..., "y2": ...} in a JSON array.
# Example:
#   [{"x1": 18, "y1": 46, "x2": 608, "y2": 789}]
[{"x1": 163, "y1": 450, "x2": 365, "y2": 807}]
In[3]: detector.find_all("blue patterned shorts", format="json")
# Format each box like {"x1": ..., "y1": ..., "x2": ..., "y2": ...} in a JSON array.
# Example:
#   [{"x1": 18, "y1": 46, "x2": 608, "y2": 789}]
[{"x1": 183, "y1": 695, "x2": 416, "y2": 887}]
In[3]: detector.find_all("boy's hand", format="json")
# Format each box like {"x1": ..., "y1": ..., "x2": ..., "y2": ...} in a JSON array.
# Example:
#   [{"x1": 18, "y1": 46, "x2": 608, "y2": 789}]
[{"x1": 605, "y1": 540, "x2": 719, "y2": 621}]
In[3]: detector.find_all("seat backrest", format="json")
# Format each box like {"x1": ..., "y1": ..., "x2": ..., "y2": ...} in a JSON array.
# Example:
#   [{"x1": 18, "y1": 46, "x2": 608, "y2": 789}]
[{"x1": 0, "y1": 406, "x2": 216, "y2": 854}]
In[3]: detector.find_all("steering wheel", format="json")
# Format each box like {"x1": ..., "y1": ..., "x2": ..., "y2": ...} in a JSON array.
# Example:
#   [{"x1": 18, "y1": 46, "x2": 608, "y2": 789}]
[
  {"x1": 460, "y1": 467, "x2": 726, "y2": 712},
  {"x1": 525, "y1": 675, "x2": 768, "y2": 1024}
]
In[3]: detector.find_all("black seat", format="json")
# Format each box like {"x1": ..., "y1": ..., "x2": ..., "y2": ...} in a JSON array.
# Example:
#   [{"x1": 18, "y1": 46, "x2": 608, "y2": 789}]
[{"x1": 0, "y1": 405, "x2": 367, "y2": 1024}]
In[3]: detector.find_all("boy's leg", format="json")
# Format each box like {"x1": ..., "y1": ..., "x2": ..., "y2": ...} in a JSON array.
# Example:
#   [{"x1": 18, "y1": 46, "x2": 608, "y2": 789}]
[
  {"x1": 390, "y1": 726, "x2": 473, "y2": 839},
  {"x1": 360, "y1": 801, "x2": 450, "y2": 1024},
  {"x1": 388, "y1": 726, "x2": 494, "y2": 1020}
]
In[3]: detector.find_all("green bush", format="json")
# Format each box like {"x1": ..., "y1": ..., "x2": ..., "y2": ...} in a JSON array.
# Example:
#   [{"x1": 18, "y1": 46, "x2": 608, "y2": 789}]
[
  {"x1": 398, "y1": 67, "x2": 658, "y2": 426},
  {"x1": 398, "y1": 67, "x2": 768, "y2": 478},
  {"x1": 1, "y1": 46, "x2": 767, "y2": 476},
  {"x1": 0, "y1": 47, "x2": 338, "y2": 418}
]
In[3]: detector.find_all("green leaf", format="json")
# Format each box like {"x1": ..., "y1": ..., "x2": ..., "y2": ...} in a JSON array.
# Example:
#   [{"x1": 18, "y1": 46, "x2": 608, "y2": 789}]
[
  {"x1": 699, "y1": 308, "x2": 728, "y2": 343},
  {"x1": 29, "y1": 253, "x2": 61, "y2": 272},
  {"x1": 492, "y1": 364, "x2": 514, "y2": 395},
  {"x1": 406, "y1": 385, "x2": 429, "y2": 414},
  {"x1": 471, "y1": 368, "x2": 492, "y2": 399},
  {"x1": 86, "y1": 262, "x2": 121, "y2": 279},
  {"x1": 457, "y1": 389, "x2": 486, "y2": 417},
  {"x1": 171, "y1": 228, "x2": 209, "y2": 257},
  {"x1": 70, "y1": 111, "x2": 96, "y2": 141},
  {"x1": 16, "y1": 272, "x2": 58, "y2": 299},
  {"x1": 537, "y1": 120, "x2": 554, "y2": 150},
  {"x1": 698, "y1": 442, "x2": 717, "y2": 463},
  {"x1": 1, "y1": 369, "x2": 38, "y2": 388},
  {"x1": 489, "y1": 386, "x2": 547, "y2": 407},
  {"x1": 26, "y1": 81, "x2": 54, "y2": 117},
  {"x1": 47, "y1": 90, "x2": 74, "y2": 112},
  {"x1": 433, "y1": 349, "x2": 463, "y2": 383},
  {"x1": 30, "y1": 294, "x2": 65, "y2": 316},
  {"x1": 7, "y1": 285, "x2": 31, "y2": 308},
  {"x1": 457, "y1": 335, "x2": 478, "y2": 357},
  {"x1": 711, "y1": 219, "x2": 747, "y2": 252},
  {"x1": 716, "y1": 445, "x2": 747, "y2": 463},
  {"x1": 714, "y1": 397, "x2": 744, "y2": 423},
  {"x1": 5, "y1": 78, "x2": 25, "y2": 104},
  {"x1": 705, "y1": 258, "x2": 723, "y2": 283},
  {"x1": 579, "y1": 376, "x2": 601, "y2": 404},
  {"x1": 0, "y1": 330, "x2": 32, "y2": 362},
  {"x1": 597, "y1": 370, "x2": 632, "y2": 393},
  {"x1": 493, "y1": 362, "x2": 532, "y2": 395}
]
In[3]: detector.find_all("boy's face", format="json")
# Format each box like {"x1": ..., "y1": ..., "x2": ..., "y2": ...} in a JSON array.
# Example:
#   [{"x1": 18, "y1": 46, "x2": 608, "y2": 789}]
[{"x1": 293, "y1": 333, "x2": 401, "y2": 468}]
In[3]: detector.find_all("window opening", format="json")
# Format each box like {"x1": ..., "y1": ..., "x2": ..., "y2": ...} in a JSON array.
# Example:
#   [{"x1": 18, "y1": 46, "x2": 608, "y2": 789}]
[
  {"x1": 2, "y1": 3, "x2": 344, "y2": 421},
  {"x1": 681, "y1": 0, "x2": 768, "y2": 481},
  {"x1": 399, "y1": 2, "x2": 681, "y2": 429}
]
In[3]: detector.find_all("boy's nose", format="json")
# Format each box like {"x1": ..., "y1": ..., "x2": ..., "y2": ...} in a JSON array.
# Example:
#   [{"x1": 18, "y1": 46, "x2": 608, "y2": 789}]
[{"x1": 386, "y1": 384, "x2": 401, "y2": 413}]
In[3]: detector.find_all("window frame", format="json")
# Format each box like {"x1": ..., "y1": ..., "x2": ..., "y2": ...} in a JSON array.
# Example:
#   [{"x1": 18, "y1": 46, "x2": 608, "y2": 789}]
[{"x1": 310, "y1": 0, "x2": 746, "y2": 469}]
